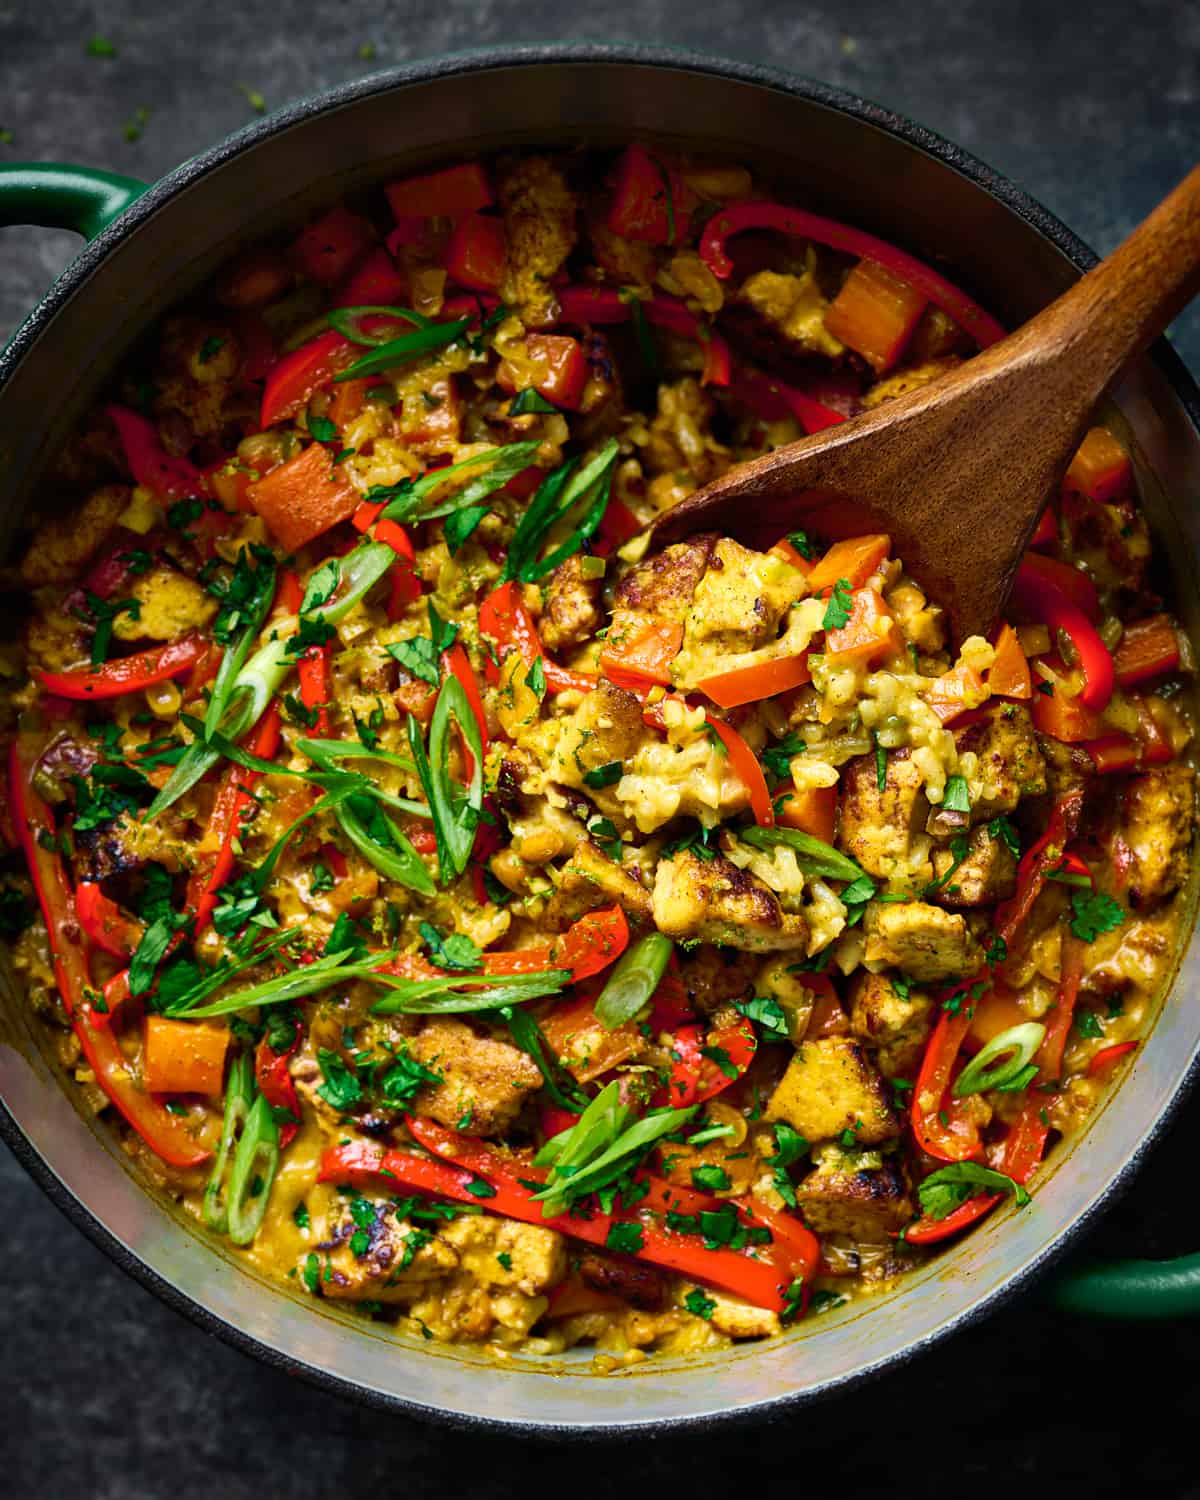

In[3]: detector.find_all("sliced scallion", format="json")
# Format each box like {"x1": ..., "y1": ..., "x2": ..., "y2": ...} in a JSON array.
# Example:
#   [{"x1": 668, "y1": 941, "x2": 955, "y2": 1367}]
[
  {"x1": 226, "y1": 1093, "x2": 280, "y2": 1246},
  {"x1": 952, "y1": 1021, "x2": 1046, "y2": 1097},
  {"x1": 737, "y1": 825, "x2": 867, "y2": 885},
  {"x1": 334, "y1": 795, "x2": 435, "y2": 896},
  {"x1": 595, "y1": 931, "x2": 672, "y2": 1030},
  {"x1": 326, "y1": 304, "x2": 432, "y2": 345},
  {"x1": 369, "y1": 969, "x2": 571, "y2": 1015},
  {"x1": 375, "y1": 442, "x2": 540, "y2": 526},
  {"x1": 203, "y1": 1052, "x2": 253, "y2": 1234},
  {"x1": 333, "y1": 318, "x2": 471, "y2": 382}
]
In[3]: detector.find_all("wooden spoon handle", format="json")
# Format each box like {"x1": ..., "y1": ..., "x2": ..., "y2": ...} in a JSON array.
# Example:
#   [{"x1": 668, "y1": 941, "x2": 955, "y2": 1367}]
[{"x1": 1028, "y1": 164, "x2": 1200, "y2": 401}]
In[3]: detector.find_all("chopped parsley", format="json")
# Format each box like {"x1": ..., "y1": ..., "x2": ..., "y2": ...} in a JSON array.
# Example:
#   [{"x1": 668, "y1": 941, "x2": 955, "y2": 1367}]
[
  {"x1": 509, "y1": 388, "x2": 558, "y2": 415},
  {"x1": 307, "y1": 415, "x2": 338, "y2": 442},
  {"x1": 1069, "y1": 889, "x2": 1125, "y2": 943},
  {"x1": 1074, "y1": 1009, "x2": 1105, "y2": 1040},
  {"x1": 605, "y1": 1222, "x2": 645, "y2": 1254},
  {"x1": 786, "y1": 530, "x2": 815, "y2": 560},
  {"x1": 691, "y1": 1164, "x2": 732, "y2": 1193},
  {"x1": 419, "y1": 921, "x2": 482, "y2": 972},
  {"x1": 684, "y1": 1288, "x2": 716, "y2": 1320},
  {"x1": 736, "y1": 995, "x2": 790, "y2": 1043},
  {"x1": 316, "y1": 1049, "x2": 362, "y2": 1111},
  {"x1": 762, "y1": 733, "x2": 807, "y2": 781},
  {"x1": 582, "y1": 760, "x2": 623, "y2": 789}
]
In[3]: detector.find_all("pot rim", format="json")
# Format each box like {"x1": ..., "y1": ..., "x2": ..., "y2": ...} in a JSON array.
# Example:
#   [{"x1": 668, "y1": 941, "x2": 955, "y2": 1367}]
[{"x1": 3, "y1": 41, "x2": 1200, "y2": 1439}]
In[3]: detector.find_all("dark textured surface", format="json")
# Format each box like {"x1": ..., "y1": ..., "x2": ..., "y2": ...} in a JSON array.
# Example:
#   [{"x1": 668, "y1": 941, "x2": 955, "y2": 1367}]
[{"x1": 2, "y1": 3, "x2": 1199, "y2": 1494}]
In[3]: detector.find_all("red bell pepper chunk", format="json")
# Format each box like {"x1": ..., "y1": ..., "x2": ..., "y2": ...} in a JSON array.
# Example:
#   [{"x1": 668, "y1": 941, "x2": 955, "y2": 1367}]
[
  {"x1": 297, "y1": 642, "x2": 333, "y2": 735},
  {"x1": 555, "y1": 286, "x2": 731, "y2": 388},
  {"x1": 1029, "y1": 660, "x2": 1109, "y2": 742},
  {"x1": 663, "y1": 1023, "x2": 705, "y2": 1107},
  {"x1": 693, "y1": 653, "x2": 813, "y2": 710},
  {"x1": 255, "y1": 1021, "x2": 303, "y2": 1149},
  {"x1": 36, "y1": 631, "x2": 209, "y2": 700},
  {"x1": 1063, "y1": 427, "x2": 1132, "y2": 503},
  {"x1": 445, "y1": 213, "x2": 506, "y2": 292},
  {"x1": 108, "y1": 404, "x2": 207, "y2": 504},
  {"x1": 600, "y1": 618, "x2": 683, "y2": 691},
  {"x1": 9, "y1": 736, "x2": 209, "y2": 1167},
  {"x1": 607, "y1": 145, "x2": 694, "y2": 246},
  {"x1": 987, "y1": 623, "x2": 1033, "y2": 701},
  {"x1": 729, "y1": 369, "x2": 847, "y2": 434},
  {"x1": 911, "y1": 997, "x2": 986, "y2": 1163},
  {"x1": 1113, "y1": 613, "x2": 1182, "y2": 688},
  {"x1": 385, "y1": 163, "x2": 493, "y2": 220},
  {"x1": 699, "y1": 201, "x2": 1006, "y2": 348},
  {"x1": 1088, "y1": 1040, "x2": 1138, "y2": 1077},
  {"x1": 993, "y1": 790, "x2": 1084, "y2": 951},
  {"x1": 336, "y1": 247, "x2": 408, "y2": 307},
  {"x1": 1082, "y1": 734, "x2": 1141, "y2": 775},
  {"x1": 706, "y1": 717, "x2": 775, "y2": 827},
  {"x1": 291, "y1": 203, "x2": 375, "y2": 286},
  {"x1": 75, "y1": 881, "x2": 145, "y2": 960},
  {"x1": 260, "y1": 329, "x2": 359, "y2": 429},
  {"x1": 592, "y1": 497, "x2": 644, "y2": 557},
  {"x1": 513, "y1": 334, "x2": 590, "y2": 411},
  {"x1": 478, "y1": 581, "x2": 598, "y2": 696}
]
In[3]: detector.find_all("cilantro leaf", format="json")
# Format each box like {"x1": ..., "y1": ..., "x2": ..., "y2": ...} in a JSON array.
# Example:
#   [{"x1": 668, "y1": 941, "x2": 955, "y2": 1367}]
[
  {"x1": 762, "y1": 732, "x2": 807, "y2": 781},
  {"x1": 419, "y1": 921, "x2": 482, "y2": 972},
  {"x1": 388, "y1": 636, "x2": 440, "y2": 686},
  {"x1": 821, "y1": 578, "x2": 853, "y2": 632},
  {"x1": 316, "y1": 1048, "x2": 362, "y2": 1111},
  {"x1": 917, "y1": 1162, "x2": 1030, "y2": 1221},
  {"x1": 582, "y1": 760, "x2": 623, "y2": 789},
  {"x1": 510, "y1": 388, "x2": 557, "y2": 414},
  {"x1": 605, "y1": 1222, "x2": 645, "y2": 1254},
  {"x1": 691, "y1": 1164, "x2": 732, "y2": 1192},
  {"x1": 1069, "y1": 889, "x2": 1124, "y2": 943},
  {"x1": 684, "y1": 1288, "x2": 716, "y2": 1320}
]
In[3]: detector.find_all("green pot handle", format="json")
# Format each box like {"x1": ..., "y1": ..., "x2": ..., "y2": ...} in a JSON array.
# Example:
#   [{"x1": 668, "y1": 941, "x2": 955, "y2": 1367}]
[
  {"x1": 0, "y1": 162, "x2": 148, "y2": 240},
  {"x1": 1050, "y1": 1253, "x2": 1200, "y2": 1319}
]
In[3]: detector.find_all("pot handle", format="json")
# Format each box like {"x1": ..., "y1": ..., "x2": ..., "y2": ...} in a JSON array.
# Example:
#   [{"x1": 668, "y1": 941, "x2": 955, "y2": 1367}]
[
  {"x1": 0, "y1": 163, "x2": 148, "y2": 241},
  {"x1": 1049, "y1": 1253, "x2": 1200, "y2": 1319}
]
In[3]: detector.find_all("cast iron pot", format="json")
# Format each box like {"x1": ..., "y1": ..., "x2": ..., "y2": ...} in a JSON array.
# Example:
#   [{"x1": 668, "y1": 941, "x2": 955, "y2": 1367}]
[{"x1": 1, "y1": 44, "x2": 1199, "y2": 1436}]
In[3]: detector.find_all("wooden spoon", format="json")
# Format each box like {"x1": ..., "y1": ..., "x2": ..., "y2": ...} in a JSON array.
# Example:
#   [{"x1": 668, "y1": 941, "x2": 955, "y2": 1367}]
[{"x1": 651, "y1": 166, "x2": 1200, "y2": 642}]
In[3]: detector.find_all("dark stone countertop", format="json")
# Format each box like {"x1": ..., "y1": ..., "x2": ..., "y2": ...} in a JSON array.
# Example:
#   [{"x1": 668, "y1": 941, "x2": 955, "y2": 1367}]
[{"x1": 2, "y1": 4, "x2": 1198, "y2": 1495}]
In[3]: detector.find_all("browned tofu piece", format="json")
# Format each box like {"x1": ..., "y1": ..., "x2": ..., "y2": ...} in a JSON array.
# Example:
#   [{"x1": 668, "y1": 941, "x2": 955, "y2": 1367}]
[
  {"x1": 930, "y1": 824, "x2": 1018, "y2": 909},
  {"x1": 552, "y1": 678, "x2": 648, "y2": 782},
  {"x1": 652, "y1": 850, "x2": 809, "y2": 953},
  {"x1": 862, "y1": 900, "x2": 982, "y2": 983},
  {"x1": 680, "y1": 536, "x2": 803, "y2": 657},
  {"x1": 408, "y1": 1018, "x2": 542, "y2": 1136},
  {"x1": 538, "y1": 554, "x2": 602, "y2": 654},
  {"x1": 795, "y1": 1152, "x2": 913, "y2": 1241},
  {"x1": 612, "y1": 534, "x2": 718, "y2": 622},
  {"x1": 498, "y1": 156, "x2": 577, "y2": 325},
  {"x1": 838, "y1": 749, "x2": 931, "y2": 884},
  {"x1": 1112, "y1": 764, "x2": 1195, "y2": 908},
  {"x1": 766, "y1": 1036, "x2": 898, "y2": 1145},
  {"x1": 847, "y1": 970, "x2": 934, "y2": 1078},
  {"x1": 954, "y1": 703, "x2": 1047, "y2": 818},
  {"x1": 437, "y1": 1213, "x2": 567, "y2": 1298},
  {"x1": 678, "y1": 944, "x2": 760, "y2": 1015},
  {"x1": 21, "y1": 484, "x2": 130, "y2": 586},
  {"x1": 543, "y1": 838, "x2": 652, "y2": 931},
  {"x1": 318, "y1": 1198, "x2": 458, "y2": 1303}
]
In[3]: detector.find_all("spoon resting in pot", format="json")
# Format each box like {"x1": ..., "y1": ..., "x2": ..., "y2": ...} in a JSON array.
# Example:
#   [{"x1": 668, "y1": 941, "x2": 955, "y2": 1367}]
[{"x1": 651, "y1": 166, "x2": 1200, "y2": 643}]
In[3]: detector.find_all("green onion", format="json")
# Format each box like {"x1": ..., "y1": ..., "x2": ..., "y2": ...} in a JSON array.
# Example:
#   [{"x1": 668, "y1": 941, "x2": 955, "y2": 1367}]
[
  {"x1": 334, "y1": 796, "x2": 435, "y2": 896},
  {"x1": 595, "y1": 932, "x2": 673, "y2": 1030},
  {"x1": 333, "y1": 317, "x2": 471, "y2": 382},
  {"x1": 952, "y1": 1021, "x2": 1046, "y2": 1097},
  {"x1": 204, "y1": 1052, "x2": 253, "y2": 1233},
  {"x1": 369, "y1": 969, "x2": 572, "y2": 1015},
  {"x1": 326, "y1": 304, "x2": 432, "y2": 345},
  {"x1": 407, "y1": 676, "x2": 483, "y2": 885},
  {"x1": 531, "y1": 1093, "x2": 697, "y2": 1217},
  {"x1": 297, "y1": 738, "x2": 430, "y2": 818},
  {"x1": 737, "y1": 825, "x2": 867, "y2": 884},
  {"x1": 180, "y1": 947, "x2": 400, "y2": 1019},
  {"x1": 502, "y1": 1005, "x2": 588, "y2": 1111},
  {"x1": 375, "y1": 442, "x2": 540, "y2": 526},
  {"x1": 501, "y1": 439, "x2": 619, "y2": 583},
  {"x1": 226, "y1": 1093, "x2": 280, "y2": 1246}
]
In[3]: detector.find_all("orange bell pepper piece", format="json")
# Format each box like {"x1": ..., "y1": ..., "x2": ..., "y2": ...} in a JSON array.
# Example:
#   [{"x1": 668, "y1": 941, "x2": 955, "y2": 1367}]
[
  {"x1": 1063, "y1": 426, "x2": 1132, "y2": 503},
  {"x1": 776, "y1": 785, "x2": 838, "y2": 844},
  {"x1": 600, "y1": 618, "x2": 683, "y2": 691},
  {"x1": 924, "y1": 662, "x2": 989, "y2": 724},
  {"x1": 806, "y1": 534, "x2": 891, "y2": 594},
  {"x1": 694, "y1": 652, "x2": 812, "y2": 709},
  {"x1": 706, "y1": 718, "x2": 774, "y2": 826},
  {"x1": 823, "y1": 259, "x2": 926, "y2": 373},
  {"x1": 988, "y1": 623, "x2": 1032, "y2": 699},
  {"x1": 824, "y1": 587, "x2": 906, "y2": 665},
  {"x1": 245, "y1": 443, "x2": 360, "y2": 553}
]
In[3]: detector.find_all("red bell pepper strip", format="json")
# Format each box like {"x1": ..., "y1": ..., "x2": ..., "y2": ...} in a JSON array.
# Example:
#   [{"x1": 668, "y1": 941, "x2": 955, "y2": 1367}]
[
  {"x1": 187, "y1": 702, "x2": 283, "y2": 935},
  {"x1": 478, "y1": 581, "x2": 598, "y2": 696},
  {"x1": 693, "y1": 653, "x2": 813, "y2": 710},
  {"x1": 706, "y1": 717, "x2": 774, "y2": 826},
  {"x1": 1113, "y1": 613, "x2": 1182, "y2": 688},
  {"x1": 698, "y1": 202, "x2": 1006, "y2": 348},
  {"x1": 1012, "y1": 551, "x2": 1101, "y2": 622},
  {"x1": 911, "y1": 1000, "x2": 986, "y2": 1163},
  {"x1": 9, "y1": 735, "x2": 209, "y2": 1168},
  {"x1": 1021, "y1": 591, "x2": 1113, "y2": 713},
  {"x1": 255, "y1": 1021, "x2": 302, "y2": 1149},
  {"x1": 993, "y1": 789, "x2": 1084, "y2": 950},
  {"x1": 1082, "y1": 734, "x2": 1141, "y2": 775},
  {"x1": 297, "y1": 644, "x2": 333, "y2": 735},
  {"x1": 400, "y1": 1117, "x2": 804, "y2": 1312},
  {"x1": 730, "y1": 368, "x2": 846, "y2": 434},
  {"x1": 385, "y1": 163, "x2": 493, "y2": 220},
  {"x1": 555, "y1": 286, "x2": 731, "y2": 387},
  {"x1": 1029, "y1": 506, "x2": 1058, "y2": 550},
  {"x1": 75, "y1": 882, "x2": 144, "y2": 960},
  {"x1": 1088, "y1": 1040, "x2": 1138, "y2": 1076},
  {"x1": 442, "y1": 643, "x2": 489, "y2": 761},
  {"x1": 903, "y1": 1191, "x2": 1004, "y2": 1245},
  {"x1": 445, "y1": 213, "x2": 506, "y2": 292},
  {"x1": 593, "y1": 497, "x2": 643, "y2": 557},
  {"x1": 661, "y1": 1015, "x2": 756, "y2": 1107},
  {"x1": 663, "y1": 1023, "x2": 705, "y2": 1107},
  {"x1": 36, "y1": 631, "x2": 209, "y2": 700},
  {"x1": 1029, "y1": 659, "x2": 1109, "y2": 742},
  {"x1": 108, "y1": 404, "x2": 208, "y2": 504},
  {"x1": 260, "y1": 329, "x2": 360, "y2": 429}
]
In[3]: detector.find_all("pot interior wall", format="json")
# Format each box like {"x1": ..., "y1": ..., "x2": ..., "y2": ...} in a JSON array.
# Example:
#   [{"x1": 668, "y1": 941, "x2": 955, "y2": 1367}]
[{"x1": 2, "y1": 54, "x2": 1199, "y2": 1430}]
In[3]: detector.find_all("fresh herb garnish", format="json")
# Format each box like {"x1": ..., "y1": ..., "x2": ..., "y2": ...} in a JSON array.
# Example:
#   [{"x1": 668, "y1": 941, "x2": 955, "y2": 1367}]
[
  {"x1": 1069, "y1": 889, "x2": 1124, "y2": 943},
  {"x1": 822, "y1": 578, "x2": 853, "y2": 631}
]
